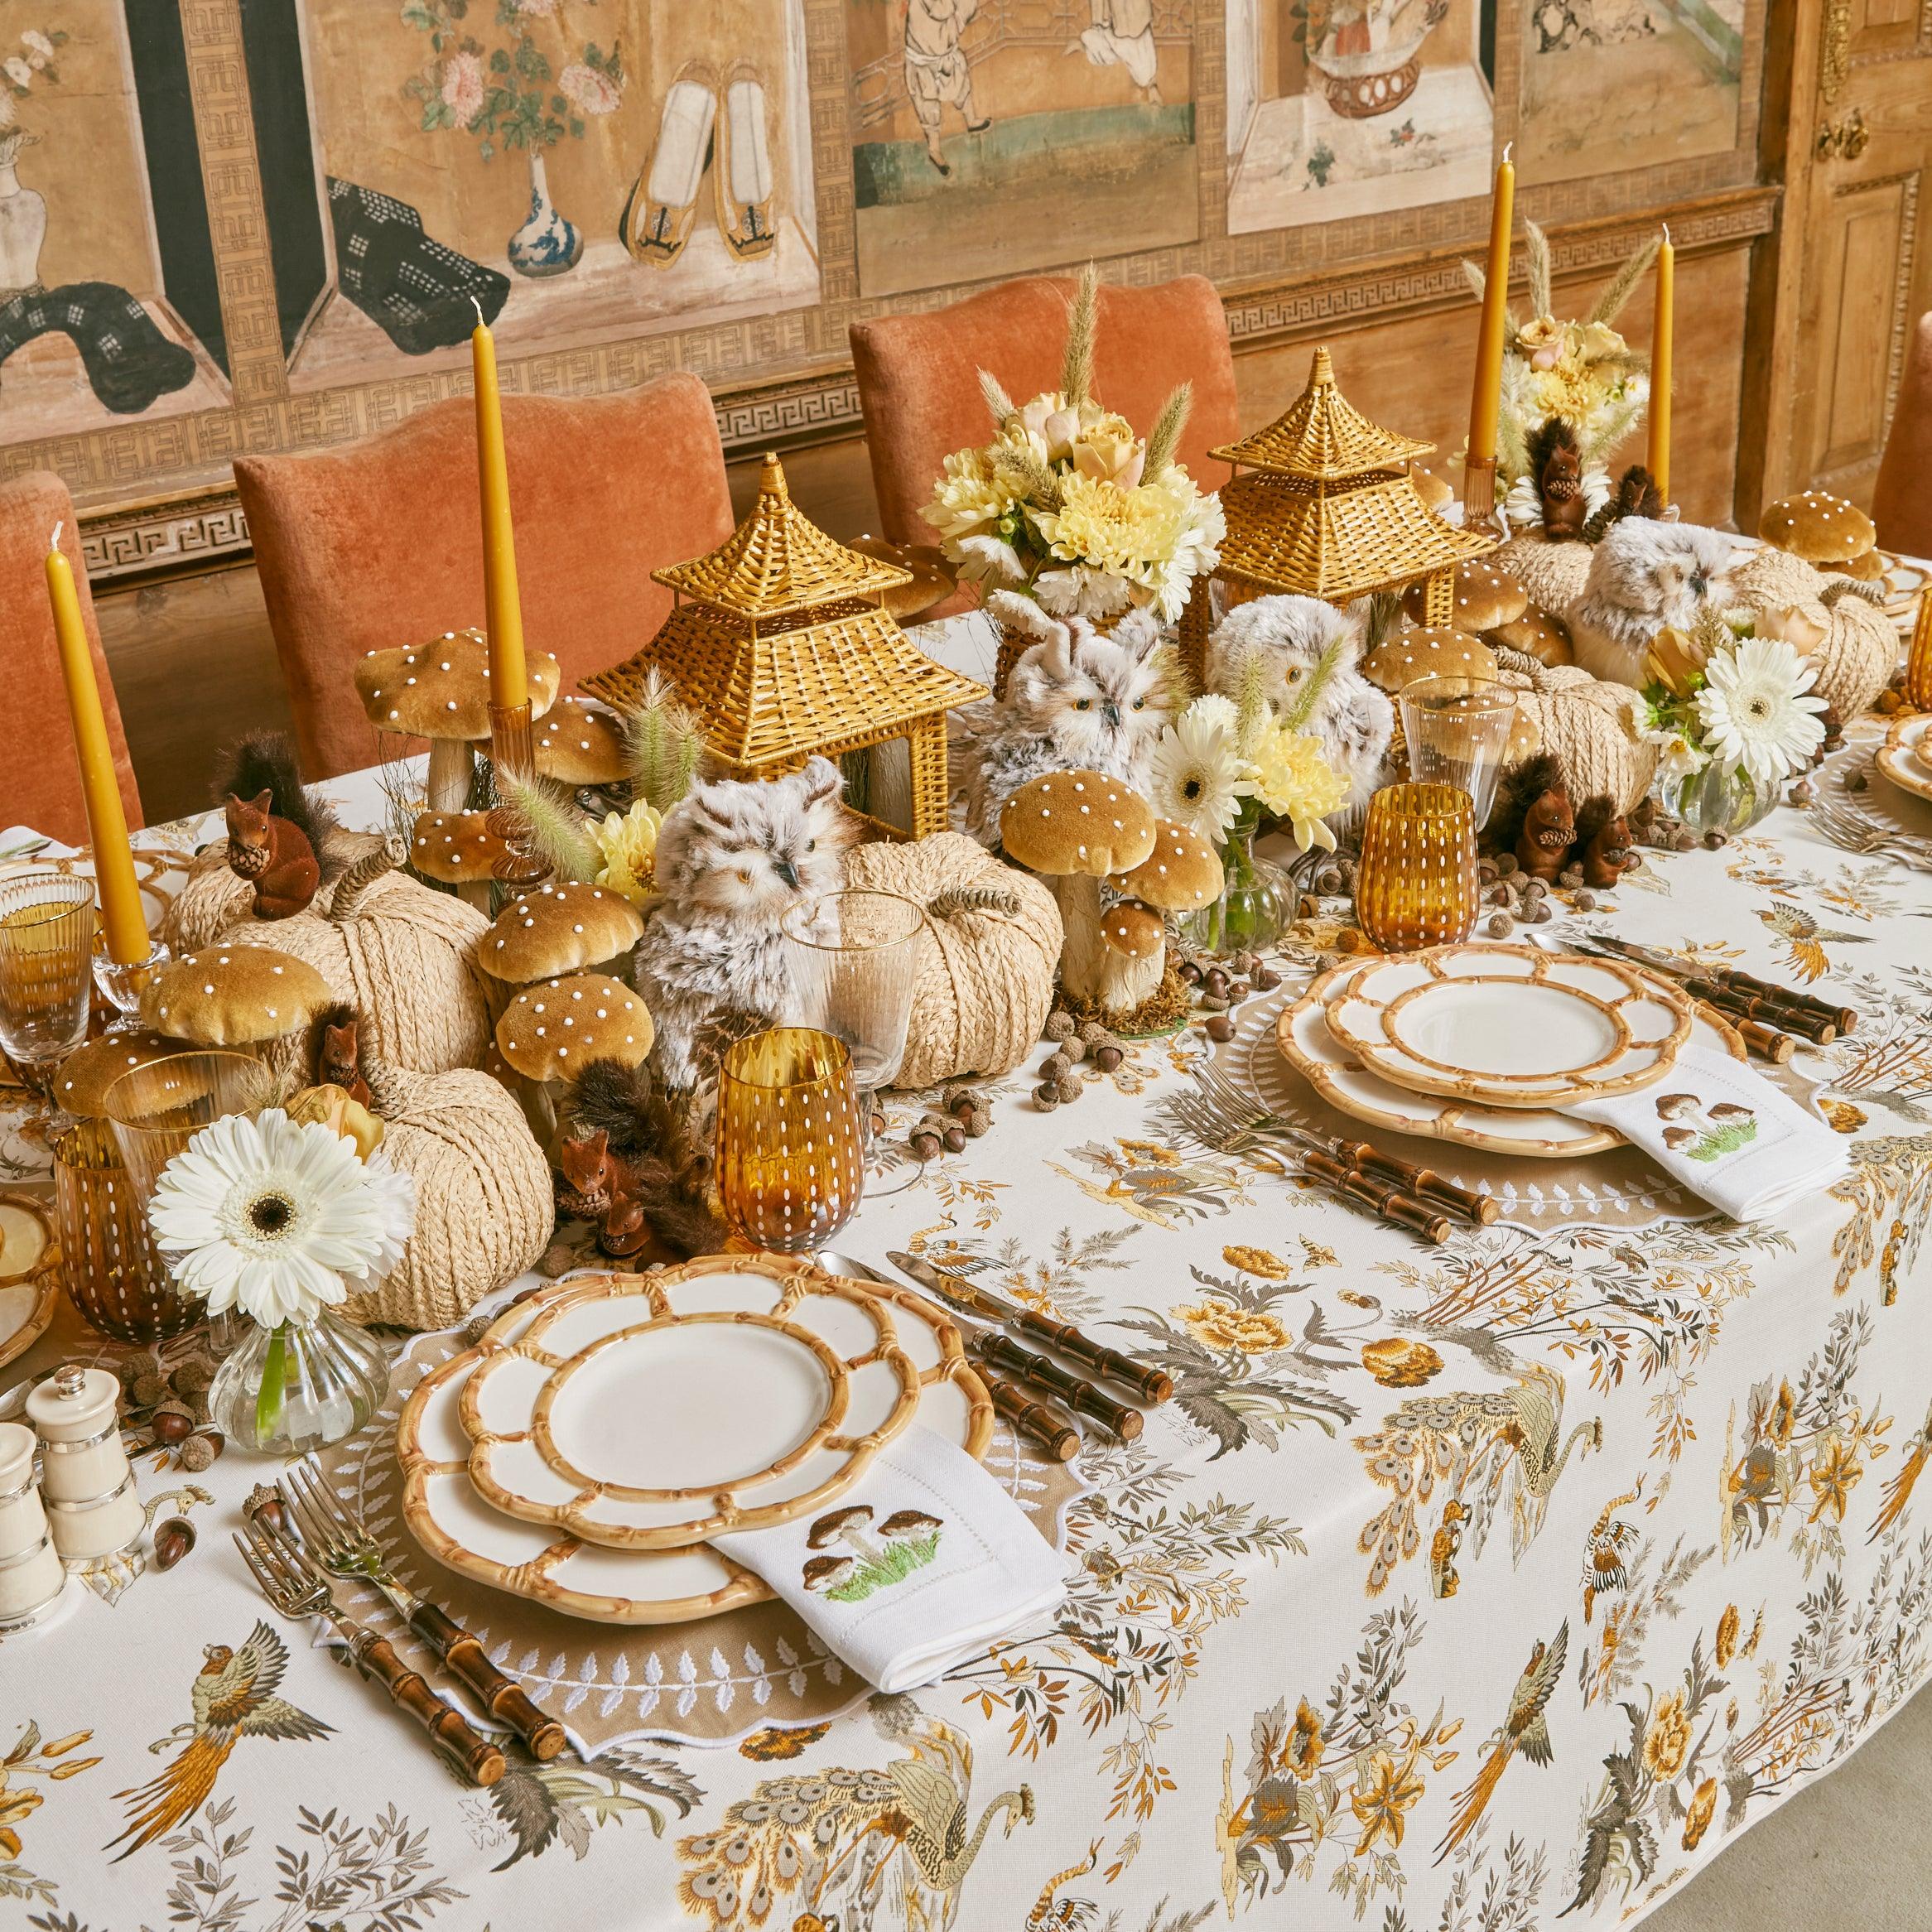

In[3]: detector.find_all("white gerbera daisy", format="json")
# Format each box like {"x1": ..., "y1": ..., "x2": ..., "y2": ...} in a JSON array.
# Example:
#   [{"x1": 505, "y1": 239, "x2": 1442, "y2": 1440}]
[
  {"x1": 1150, "y1": 706, "x2": 1255, "y2": 841},
  {"x1": 149, "y1": 1110, "x2": 416, "y2": 1328},
  {"x1": 1694, "y1": 637, "x2": 1827, "y2": 784}
]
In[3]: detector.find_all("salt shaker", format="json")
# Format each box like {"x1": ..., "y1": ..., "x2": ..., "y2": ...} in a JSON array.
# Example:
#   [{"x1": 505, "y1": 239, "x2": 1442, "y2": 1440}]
[
  {"x1": 26, "y1": 1363, "x2": 145, "y2": 1563},
  {"x1": 0, "y1": 1421, "x2": 66, "y2": 1628}
]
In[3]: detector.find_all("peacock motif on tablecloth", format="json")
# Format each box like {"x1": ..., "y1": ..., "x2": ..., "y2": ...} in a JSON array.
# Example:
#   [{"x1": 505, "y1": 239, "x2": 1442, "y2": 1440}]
[
  {"x1": 1356, "y1": 1362, "x2": 1602, "y2": 1597},
  {"x1": 676, "y1": 1694, "x2": 1033, "y2": 1928}
]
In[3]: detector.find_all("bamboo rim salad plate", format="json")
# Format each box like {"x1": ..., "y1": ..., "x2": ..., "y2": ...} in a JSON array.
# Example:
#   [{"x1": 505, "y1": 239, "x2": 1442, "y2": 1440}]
[
  {"x1": 1318, "y1": 943, "x2": 1694, "y2": 1110},
  {"x1": 1279, "y1": 963, "x2": 1747, "y2": 1157},
  {"x1": 459, "y1": 1258, "x2": 925, "y2": 1550},
  {"x1": 1877, "y1": 714, "x2": 1932, "y2": 804}
]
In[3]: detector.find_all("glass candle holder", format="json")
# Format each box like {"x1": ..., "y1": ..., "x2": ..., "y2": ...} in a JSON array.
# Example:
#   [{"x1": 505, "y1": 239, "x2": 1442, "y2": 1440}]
[
  {"x1": 0, "y1": 872, "x2": 98, "y2": 1095},
  {"x1": 51, "y1": 1117, "x2": 200, "y2": 1345},
  {"x1": 1906, "y1": 590, "x2": 1932, "y2": 711},
  {"x1": 1398, "y1": 674, "x2": 1518, "y2": 829},
  {"x1": 1355, "y1": 783, "x2": 1479, "y2": 952},
  {"x1": 103, "y1": 1049, "x2": 273, "y2": 1202},
  {"x1": 715, "y1": 1027, "x2": 865, "y2": 1256}
]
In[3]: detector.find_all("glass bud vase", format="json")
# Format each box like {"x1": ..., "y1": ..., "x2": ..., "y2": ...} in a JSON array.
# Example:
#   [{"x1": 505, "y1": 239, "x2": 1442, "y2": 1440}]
[
  {"x1": 208, "y1": 1307, "x2": 388, "y2": 1456},
  {"x1": 1657, "y1": 763, "x2": 1779, "y2": 838},
  {"x1": 1184, "y1": 802, "x2": 1295, "y2": 956}
]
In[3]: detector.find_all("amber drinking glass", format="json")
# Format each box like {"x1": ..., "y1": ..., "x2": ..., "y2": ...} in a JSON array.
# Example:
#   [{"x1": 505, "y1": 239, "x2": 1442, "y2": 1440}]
[
  {"x1": 1354, "y1": 783, "x2": 1479, "y2": 952},
  {"x1": 1398, "y1": 674, "x2": 1518, "y2": 828},
  {"x1": 0, "y1": 873, "x2": 97, "y2": 1094},
  {"x1": 715, "y1": 1028, "x2": 865, "y2": 1255},
  {"x1": 51, "y1": 1118, "x2": 198, "y2": 1345}
]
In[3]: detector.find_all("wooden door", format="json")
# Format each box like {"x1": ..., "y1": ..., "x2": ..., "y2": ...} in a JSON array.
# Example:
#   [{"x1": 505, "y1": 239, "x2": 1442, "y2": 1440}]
[{"x1": 1745, "y1": 0, "x2": 1932, "y2": 517}]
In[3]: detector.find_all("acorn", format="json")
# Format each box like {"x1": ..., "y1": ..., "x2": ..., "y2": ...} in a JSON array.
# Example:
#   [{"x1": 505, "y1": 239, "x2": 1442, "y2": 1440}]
[
  {"x1": 1231, "y1": 980, "x2": 1252, "y2": 1000},
  {"x1": 1053, "y1": 1077, "x2": 1082, "y2": 1105},
  {"x1": 1487, "y1": 912, "x2": 1514, "y2": 937},
  {"x1": 1315, "y1": 866, "x2": 1345, "y2": 895},
  {"x1": 153, "y1": 1518, "x2": 196, "y2": 1572},
  {"x1": 1033, "y1": 1082, "x2": 1062, "y2": 1109},
  {"x1": 1488, "y1": 884, "x2": 1511, "y2": 906},
  {"x1": 946, "y1": 1085, "x2": 980, "y2": 1120},
  {"x1": 942, "y1": 1124, "x2": 968, "y2": 1154},
  {"x1": 1522, "y1": 878, "x2": 1547, "y2": 899},
  {"x1": 1093, "y1": 1043, "x2": 1124, "y2": 1072},
  {"x1": 965, "y1": 1106, "x2": 993, "y2": 1138},
  {"x1": 171, "y1": 1360, "x2": 216, "y2": 1400},
  {"x1": 909, "y1": 1127, "x2": 943, "y2": 1161},
  {"x1": 1196, "y1": 992, "x2": 1230, "y2": 1013},
  {"x1": 1177, "y1": 959, "x2": 1203, "y2": 985},
  {"x1": 1477, "y1": 859, "x2": 1498, "y2": 883},
  {"x1": 1791, "y1": 778, "x2": 1814, "y2": 806},
  {"x1": 1042, "y1": 1051, "x2": 1072, "y2": 1082},
  {"x1": 1573, "y1": 889, "x2": 1597, "y2": 911},
  {"x1": 1043, "y1": 1010, "x2": 1076, "y2": 1043},
  {"x1": 243, "y1": 1484, "x2": 286, "y2": 1534},
  {"x1": 1703, "y1": 828, "x2": 1728, "y2": 849},
  {"x1": 1531, "y1": 901, "x2": 1554, "y2": 923},
  {"x1": 1495, "y1": 851, "x2": 1519, "y2": 876},
  {"x1": 177, "y1": 1431, "x2": 220, "y2": 1473},
  {"x1": 1847, "y1": 770, "x2": 1868, "y2": 793},
  {"x1": 1203, "y1": 967, "x2": 1231, "y2": 999},
  {"x1": 1250, "y1": 964, "x2": 1281, "y2": 993},
  {"x1": 1060, "y1": 1033, "x2": 1087, "y2": 1063},
  {"x1": 131, "y1": 1372, "x2": 171, "y2": 1414},
  {"x1": 151, "y1": 1400, "x2": 196, "y2": 1446},
  {"x1": 1205, "y1": 1014, "x2": 1236, "y2": 1043}
]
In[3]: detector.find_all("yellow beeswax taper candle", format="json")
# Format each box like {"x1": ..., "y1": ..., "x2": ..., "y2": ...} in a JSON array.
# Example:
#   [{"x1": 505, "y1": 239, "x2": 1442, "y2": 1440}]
[
  {"x1": 471, "y1": 301, "x2": 528, "y2": 711},
  {"x1": 45, "y1": 525, "x2": 148, "y2": 966},
  {"x1": 1647, "y1": 224, "x2": 1674, "y2": 505},
  {"x1": 1467, "y1": 142, "x2": 1515, "y2": 473}
]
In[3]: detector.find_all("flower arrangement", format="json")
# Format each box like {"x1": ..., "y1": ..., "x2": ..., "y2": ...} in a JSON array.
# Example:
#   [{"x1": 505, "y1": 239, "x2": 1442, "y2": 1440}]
[
  {"x1": 922, "y1": 265, "x2": 1224, "y2": 624},
  {"x1": 1462, "y1": 221, "x2": 1656, "y2": 530},
  {"x1": 150, "y1": 1108, "x2": 415, "y2": 1451},
  {"x1": 402, "y1": 1, "x2": 624, "y2": 159},
  {"x1": 0, "y1": 23, "x2": 64, "y2": 165},
  {"x1": 1640, "y1": 608, "x2": 1828, "y2": 831}
]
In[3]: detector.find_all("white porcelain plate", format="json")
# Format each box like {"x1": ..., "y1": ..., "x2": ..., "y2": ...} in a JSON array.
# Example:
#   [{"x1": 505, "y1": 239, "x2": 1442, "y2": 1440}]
[
  {"x1": 1279, "y1": 960, "x2": 1746, "y2": 1157},
  {"x1": 1322, "y1": 943, "x2": 1692, "y2": 1110},
  {"x1": 397, "y1": 1261, "x2": 990, "y2": 1623},
  {"x1": 1877, "y1": 715, "x2": 1932, "y2": 805},
  {"x1": 460, "y1": 1257, "x2": 924, "y2": 1550}
]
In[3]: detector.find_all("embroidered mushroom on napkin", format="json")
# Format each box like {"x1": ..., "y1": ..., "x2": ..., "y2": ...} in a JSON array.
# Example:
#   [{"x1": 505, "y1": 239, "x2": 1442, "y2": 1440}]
[
  {"x1": 1564, "y1": 1043, "x2": 1851, "y2": 1221},
  {"x1": 712, "y1": 1425, "x2": 1067, "y2": 1694}
]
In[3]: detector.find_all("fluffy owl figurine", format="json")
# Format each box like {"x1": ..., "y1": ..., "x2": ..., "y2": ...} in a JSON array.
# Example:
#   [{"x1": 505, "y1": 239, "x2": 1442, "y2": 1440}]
[
  {"x1": 1204, "y1": 592, "x2": 1393, "y2": 809},
  {"x1": 634, "y1": 756, "x2": 854, "y2": 1101},
  {"x1": 1568, "y1": 518, "x2": 1742, "y2": 688},
  {"x1": 959, "y1": 590, "x2": 1178, "y2": 844}
]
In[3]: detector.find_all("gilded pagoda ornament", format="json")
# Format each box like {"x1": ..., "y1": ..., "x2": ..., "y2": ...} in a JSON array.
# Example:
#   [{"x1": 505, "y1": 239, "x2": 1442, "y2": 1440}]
[
  {"x1": 1179, "y1": 346, "x2": 1499, "y2": 683},
  {"x1": 584, "y1": 454, "x2": 986, "y2": 840}
]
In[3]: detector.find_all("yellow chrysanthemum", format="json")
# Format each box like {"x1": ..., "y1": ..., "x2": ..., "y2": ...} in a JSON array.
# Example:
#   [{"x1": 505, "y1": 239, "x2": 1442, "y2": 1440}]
[
  {"x1": 593, "y1": 800, "x2": 662, "y2": 907},
  {"x1": 1027, "y1": 464, "x2": 1222, "y2": 622},
  {"x1": 921, "y1": 446, "x2": 1017, "y2": 546},
  {"x1": 1248, "y1": 726, "x2": 1347, "y2": 851}
]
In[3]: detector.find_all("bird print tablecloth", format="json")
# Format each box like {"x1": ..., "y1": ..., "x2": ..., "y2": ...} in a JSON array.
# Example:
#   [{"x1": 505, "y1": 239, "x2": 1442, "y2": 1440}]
[{"x1": 5, "y1": 726, "x2": 1932, "y2": 1932}]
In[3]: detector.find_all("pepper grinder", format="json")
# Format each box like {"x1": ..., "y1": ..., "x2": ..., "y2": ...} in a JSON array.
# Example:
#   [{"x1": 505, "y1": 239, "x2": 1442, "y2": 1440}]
[
  {"x1": 27, "y1": 1363, "x2": 146, "y2": 1564},
  {"x1": 0, "y1": 1422, "x2": 66, "y2": 1630}
]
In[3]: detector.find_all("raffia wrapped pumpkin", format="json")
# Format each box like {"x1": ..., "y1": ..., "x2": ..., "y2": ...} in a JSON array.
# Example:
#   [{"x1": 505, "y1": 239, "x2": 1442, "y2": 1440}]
[
  {"x1": 341, "y1": 1062, "x2": 552, "y2": 1330},
  {"x1": 1726, "y1": 544, "x2": 1896, "y2": 722},
  {"x1": 160, "y1": 847, "x2": 256, "y2": 955},
  {"x1": 1494, "y1": 532, "x2": 1594, "y2": 616},
  {"x1": 1494, "y1": 654, "x2": 1658, "y2": 812},
  {"x1": 228, "y1": 850, "x2": 493, "y2": 1074},
  {"x1": 845, "y1": 832, "x2": 1062, "y2": 1089}
]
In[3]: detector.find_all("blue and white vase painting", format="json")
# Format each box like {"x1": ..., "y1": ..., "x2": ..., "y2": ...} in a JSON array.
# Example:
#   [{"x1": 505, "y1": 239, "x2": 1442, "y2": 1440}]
[{"x1": 507, "y1": 152, "x2": 582, "y2": 278}]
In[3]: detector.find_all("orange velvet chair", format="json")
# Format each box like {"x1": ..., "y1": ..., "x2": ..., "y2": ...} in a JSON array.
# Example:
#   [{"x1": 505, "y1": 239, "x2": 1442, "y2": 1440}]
[
  {"x1": 849, "y1": 273, "x2": 1241, "y2": 556},
  {"x1": 0, "y1": 471, "x2": 142, "y2": 847},
  {"x1": 1873, "y1": 311, "x2": 1932, "y2": 558},
  {"x1": 235, "y1": 374, "x2": 737, "y2": 781}
]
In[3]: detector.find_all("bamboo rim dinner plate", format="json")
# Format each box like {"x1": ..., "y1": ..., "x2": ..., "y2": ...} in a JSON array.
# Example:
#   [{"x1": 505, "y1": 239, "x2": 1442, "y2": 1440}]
[
  {"x1": 399, "y1": 1258, "x2": 992, "y2": 1623},
  {"x1": 1279, "y1": 962, "x2": 1746, "y2": 1158},
  {"x1": 460, "y1": 1258, "x2": 926, "y2": 1550},
  {"x1": 1877, "y1": 715, "x2": 1932, "y2": 805},
  {"x1": 0, "y1": 1195, "x2": 58, "y2": 1375}
]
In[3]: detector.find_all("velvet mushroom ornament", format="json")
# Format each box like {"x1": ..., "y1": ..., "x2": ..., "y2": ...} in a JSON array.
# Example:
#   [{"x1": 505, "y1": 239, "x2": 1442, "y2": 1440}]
[
  {"x1": 1402, "y1": 559, "x2": 1528, "y2": 637},
  {"x1": 142, "y1": 945, "x2": 332, "y2": 1075},
  {"x1": 999, "y1": 770, "x2": 1156, "y2": 1009},
  {"x1": 354, "y1": 627, "x2": 561, "y2": 813},
  {"x1": 53, "y1": 1029, "x2": 188, "y2": 1119},
  {"x1": 410, "y1": 811, "x2": 513, "y2": 910},
  {"x1": 495, "y1": 971, "x2": 653, "y2": 1141},
  {"x1": 479, "y1": 881, "x2": 648, "y2": 990},
  {"x1": 1363, "y1": 627, "x2": 1501, "y2": 695},
  {"x1": 533, "y1": 699, "x2": 629, "y2": 790}
]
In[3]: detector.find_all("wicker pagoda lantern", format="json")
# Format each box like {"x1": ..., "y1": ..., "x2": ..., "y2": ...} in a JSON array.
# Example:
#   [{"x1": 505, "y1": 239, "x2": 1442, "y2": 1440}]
[
  {"x1": 1179, "y1": 346, "x2": 1499, "y2": 686},
  {"x1": 584, "y1": 454, "x2": 985, "y2": 840}
]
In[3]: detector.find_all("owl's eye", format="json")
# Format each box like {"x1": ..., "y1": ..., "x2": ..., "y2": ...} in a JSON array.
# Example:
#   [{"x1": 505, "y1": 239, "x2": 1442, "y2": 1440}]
[
  {"x1": 736, "y1": 869, "x2": 753, "y2": 884},
  {"x1": 1285, "y1": 666, "x2": 1303, "y2": 682},
  {"x1": 1131, "y1": 697, "x2": 1145, "y2": 711},
  {"x1": 1076, "y1": 697, "x2": 1092, "y2": 711},
  {"x1": 807, "y1": 838, "x2": 817, "y2": 852}
]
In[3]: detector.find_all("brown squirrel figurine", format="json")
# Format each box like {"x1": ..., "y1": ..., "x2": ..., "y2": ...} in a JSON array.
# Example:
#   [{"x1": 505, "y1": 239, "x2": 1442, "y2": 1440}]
[
  {"x1": 216, "y1": 732, "x2": 335, "y2": 920},
  {"x1": 1486, "y1": 754, "x2": 1577, "y2": 882},
  {"x1": 311, "y1": 1001, "x2": 372, "y2": 1110},
  {"x1": 1573, "y1": 797, "x2": 1636, "y2": 889},
  {"x1": 1529, "y1": 418, "x2": 1588, "y2": 542},
  {"x1": 555, "y1": 1129, "x2": 652, "y2": 1259}
]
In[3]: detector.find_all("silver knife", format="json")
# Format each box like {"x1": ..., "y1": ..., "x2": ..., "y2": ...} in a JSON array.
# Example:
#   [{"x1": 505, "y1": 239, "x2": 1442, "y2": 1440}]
[{"x1": 888, "y1": 1251, "x2": 1173, "y2": 1406}]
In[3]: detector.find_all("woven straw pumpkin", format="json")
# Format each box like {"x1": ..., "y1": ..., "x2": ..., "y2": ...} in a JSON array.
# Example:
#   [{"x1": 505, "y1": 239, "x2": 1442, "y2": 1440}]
[
  {"x1": 228, "y1": 851, "x2": 493, "y2": 1075},
  {"x1": 1494, "y1": 532, "x2": 1594, "y2": 616},
  {"x1": 341, "y1": 1062, "x2": 552, "y2": 1330},
  {"x1": 845, "y1": 832, "x2": 1062, "y2": 1088},
  {"x1": 160, "y1": 848, "x2": 256, "y2": 955},
  {"x1": 1726, "y1": 544, "x2": 1896, "y2": 721},
  {"x1": 1494, "y1": 654, "x2": 1658, "y2": 812}
]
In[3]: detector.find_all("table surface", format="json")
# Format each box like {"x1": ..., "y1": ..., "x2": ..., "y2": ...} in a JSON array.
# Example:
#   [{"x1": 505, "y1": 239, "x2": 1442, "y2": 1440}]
[{"x1": 4, "y1": 704, "x2": 1932, "y2": 1932}]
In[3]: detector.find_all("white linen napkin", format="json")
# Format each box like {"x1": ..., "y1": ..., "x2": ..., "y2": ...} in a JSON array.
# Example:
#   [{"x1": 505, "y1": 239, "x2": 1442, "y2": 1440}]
[
  {"x1": 711, "y1": 1424, "x2": 1067, "y2": 1694},
  {"x1": 1565, "y1": 1043, "x2": 1851, "y2": 1221}
]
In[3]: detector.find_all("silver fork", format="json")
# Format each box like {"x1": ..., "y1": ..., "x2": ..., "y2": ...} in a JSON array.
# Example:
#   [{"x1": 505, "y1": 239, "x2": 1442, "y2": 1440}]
[
  {"x1": 281, "y1": 1458, "x2": 566, "y2": 1761},
  {"x1": 234, "y1": 1512, "x2": 505, "y2": 1786}
]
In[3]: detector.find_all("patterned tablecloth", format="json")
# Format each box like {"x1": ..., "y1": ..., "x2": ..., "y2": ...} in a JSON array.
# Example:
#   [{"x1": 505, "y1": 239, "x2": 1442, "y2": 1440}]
[{"x1": 3, "y1": 722, "x2": 1931, "y2": 1932}]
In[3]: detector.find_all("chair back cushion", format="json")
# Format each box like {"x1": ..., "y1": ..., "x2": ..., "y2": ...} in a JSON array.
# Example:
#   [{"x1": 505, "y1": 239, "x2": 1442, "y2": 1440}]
[
  {"x1": 1872, "y1": 311, "x2": 1932, "y2": 558},
  {"x1": 850, "y1": 273, "x2": 1241, "y2": 550},
  {"x1": 0, "y1": 471, "x2": 143, "y2": 845},
  {"x1": 236, "y1": 374, "x2": 735, "y2": 778}
]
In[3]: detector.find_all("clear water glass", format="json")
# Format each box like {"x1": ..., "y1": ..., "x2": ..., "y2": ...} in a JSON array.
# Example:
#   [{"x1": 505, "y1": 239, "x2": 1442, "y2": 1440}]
[
  {"x1": 780, "y1": 889, "x2": 924, "y2": 1099},
  {"x1": 0, "y1": 872, "x2": 98, "y2": 1090},
  {"x1": 1399, "y1": 674, "x2": 1519, "y2": 829}
]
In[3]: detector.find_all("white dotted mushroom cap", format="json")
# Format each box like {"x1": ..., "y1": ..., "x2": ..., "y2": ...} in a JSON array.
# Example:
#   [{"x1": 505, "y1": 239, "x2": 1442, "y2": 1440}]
[
  {"x1": 999, "y1": 769, "x2": 1158, "y2": 877},
  {"x1": 494, "y1": 971, "x2": 653, "y2": 1079},
  {"x1": 353, "y1": 626, "x2": 561, "y2": 740}
]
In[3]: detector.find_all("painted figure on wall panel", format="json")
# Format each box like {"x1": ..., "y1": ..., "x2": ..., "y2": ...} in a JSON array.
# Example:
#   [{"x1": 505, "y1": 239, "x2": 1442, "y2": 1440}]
[
  {"x1": 291, "y1": 0, "x2": 821, "y2": 390},
  {"x1": 845, "y1": 0, "x2": 1199, "y2": 301},
  {"x1": 0, "y1": 3, "x2": 227, "y2": 438},
  {"x1": 1515, "y1": 0, "x2": 1742, "y2": 185},
  {"x1": 1224, "y1": 0, "x2": 1495, "y2": 234}
]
